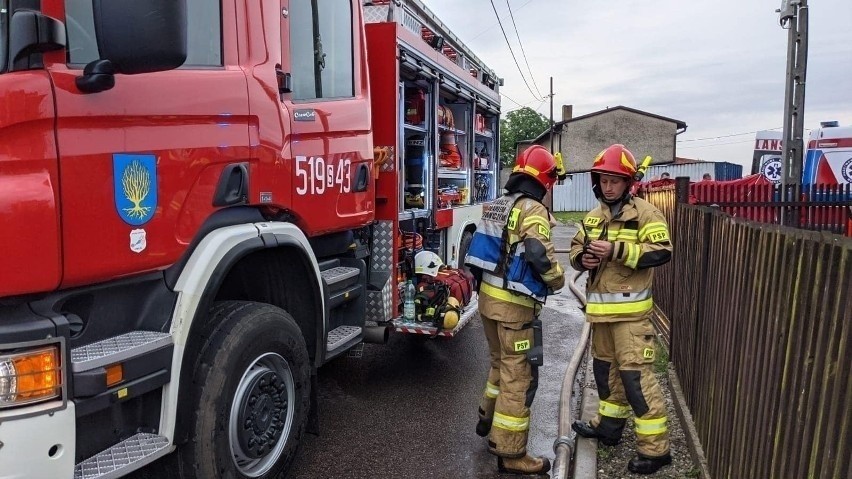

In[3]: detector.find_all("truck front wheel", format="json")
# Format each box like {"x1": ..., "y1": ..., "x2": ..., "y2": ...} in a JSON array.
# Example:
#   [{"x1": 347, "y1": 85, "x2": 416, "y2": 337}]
[{"x1": 180, "y1": 301, "x2": 310, "y2": 478}]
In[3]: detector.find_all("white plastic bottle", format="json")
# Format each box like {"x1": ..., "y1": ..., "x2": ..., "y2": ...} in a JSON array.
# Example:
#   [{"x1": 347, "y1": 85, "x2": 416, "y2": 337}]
[{"x1": 403, "y1": 280, "x2": 416, "y2": 322}]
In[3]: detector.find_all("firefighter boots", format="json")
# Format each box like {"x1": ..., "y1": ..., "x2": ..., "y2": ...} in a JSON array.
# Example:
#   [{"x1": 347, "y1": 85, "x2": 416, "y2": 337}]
[
  {"x1": 571, "y1": 420, "x2": 621, "y2": 446},
  {"x1": 628, "y1": 452, "x2": 672, "y2": 474},
  {"x1": 497, "y1": 455, "x2": 551, "y2": 475},
  {"x1": 476, "y1": 408, "x2": 491, "y2": 437}
]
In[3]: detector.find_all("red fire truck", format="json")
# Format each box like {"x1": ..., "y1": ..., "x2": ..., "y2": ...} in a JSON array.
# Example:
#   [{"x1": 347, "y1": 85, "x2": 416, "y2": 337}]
[{"x1": 0, "y1": 0, "x2": 502, "y2": 477}]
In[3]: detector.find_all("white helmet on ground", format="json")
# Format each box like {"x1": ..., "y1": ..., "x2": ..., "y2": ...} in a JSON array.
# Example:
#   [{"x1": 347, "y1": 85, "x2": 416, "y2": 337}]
[{"x1": 414, "y1": 251, "x2": 443, "y2": 277}]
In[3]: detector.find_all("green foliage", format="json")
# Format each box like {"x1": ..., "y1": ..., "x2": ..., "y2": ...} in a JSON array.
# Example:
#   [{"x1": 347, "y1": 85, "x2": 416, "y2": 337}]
[
  {"x1": 653, "y1": 338, "x2": 669, "y2": 374},
  {"x1": 685, "y1": 466, "x2": 702, "y2": 478},
  {"x1": 499, "y1": 107, "x2": 550, "y2": 167},
  {"x1": 552, "y1": 211, "x2": 586, "y2": 225}
]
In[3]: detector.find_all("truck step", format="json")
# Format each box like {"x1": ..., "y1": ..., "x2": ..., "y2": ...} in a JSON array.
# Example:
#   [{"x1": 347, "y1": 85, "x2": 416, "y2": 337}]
[
  {"x1": 321, "y1": 266, "x2": 360, "y2": 286},
  {"x1": 74, "y1": 433, "x2": 170, "y2": 479},
  {"x1": 71, "y1": 331, "x2": 172, "y2": 372},
  {"x1": 392, "y1": 294, "x2": 479, "y2": 338},
  {"x1": 326, "y1": 325, "x2": 362, "y2": 352}
]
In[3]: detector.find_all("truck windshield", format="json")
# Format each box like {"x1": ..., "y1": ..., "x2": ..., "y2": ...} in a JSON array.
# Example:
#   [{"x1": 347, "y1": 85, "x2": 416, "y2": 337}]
[{"x1": 0, "y1": 0, "x2": 8, "y2": 72}]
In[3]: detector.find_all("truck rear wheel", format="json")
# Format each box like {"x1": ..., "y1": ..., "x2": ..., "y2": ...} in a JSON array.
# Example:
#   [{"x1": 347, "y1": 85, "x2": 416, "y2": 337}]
[
  {"x1": 459, "y1": 231, "x2": 473, "y2": 272},
  {"x1": 179, "y1": 301, "x2": 310, "y2": 478},
  {"x1": 458, "y1": 230, "x2": 473, "y2": 275}
]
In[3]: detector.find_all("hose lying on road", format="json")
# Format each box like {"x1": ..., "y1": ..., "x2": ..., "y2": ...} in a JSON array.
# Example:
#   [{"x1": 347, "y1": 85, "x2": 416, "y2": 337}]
[{"x1": 551, "y1": 269, "x2": 591, "y2": 479}]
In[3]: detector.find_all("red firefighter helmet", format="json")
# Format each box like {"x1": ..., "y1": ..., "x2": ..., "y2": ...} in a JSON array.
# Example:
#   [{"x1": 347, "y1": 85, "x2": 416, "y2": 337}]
[
  {"x1": 590, "y1": 144, "x2": 637, "y2": 201},
  {"x1": 512, "y1": 145, "x2": 558, "y2": 189},
  {"x1": 591, "y1": 144, "x2": 637, "y2": 179}
]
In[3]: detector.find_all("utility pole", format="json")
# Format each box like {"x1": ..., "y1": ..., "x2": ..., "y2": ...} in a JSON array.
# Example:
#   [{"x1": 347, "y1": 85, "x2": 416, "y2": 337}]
[
  {"x1": 549, "y1": 77, "x2": 554, "y2": 153},
  {"x1": 778, "y1": 0, "x2": 809, "y2": 189}
]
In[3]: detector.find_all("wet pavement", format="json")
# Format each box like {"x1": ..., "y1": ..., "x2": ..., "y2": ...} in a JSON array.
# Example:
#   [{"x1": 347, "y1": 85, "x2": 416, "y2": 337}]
[
  {"x1": 129, "y1": 226, "x2": 585, "y2": 479},
  {"x1": 288, "y1": 225, "x2": 585, "y2": 478}
]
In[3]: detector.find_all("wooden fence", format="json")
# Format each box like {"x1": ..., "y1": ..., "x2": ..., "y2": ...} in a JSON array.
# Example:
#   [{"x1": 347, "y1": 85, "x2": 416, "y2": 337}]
[
  {"x1": 640, "y1": 183, "x2": 851, "y2": 478},
  {"x1": 639, "y1": 183, "x2": 678, "y2": 342}
]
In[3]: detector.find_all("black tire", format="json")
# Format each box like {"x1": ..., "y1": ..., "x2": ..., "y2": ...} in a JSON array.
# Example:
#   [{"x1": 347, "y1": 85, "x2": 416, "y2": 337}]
[
  {"x1": 458, "y1": 230, "x2": 473, "y2": 275},
  {"x1": 178, "y1": 301, "x2": 310, "y2": 478}
]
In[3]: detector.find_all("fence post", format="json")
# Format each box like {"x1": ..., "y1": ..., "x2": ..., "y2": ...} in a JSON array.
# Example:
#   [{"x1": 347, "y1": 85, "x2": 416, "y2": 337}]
[
  {"x1": 675, "y1": 177, "x2": 690, "y2": 204},
  {"x1": 688, "y1": 207, "x2": 714, "y2": 404},
  {"x1": 672, "y1": 177, "x2": 690, "y2": 244},
  {"x1": 668, "y1": 177, "x2": 691, "y2": 366}
]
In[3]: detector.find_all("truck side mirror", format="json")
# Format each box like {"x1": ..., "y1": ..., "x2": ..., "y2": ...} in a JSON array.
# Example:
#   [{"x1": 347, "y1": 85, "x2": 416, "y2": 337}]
[
  {"x1": 91, "y1": 0, "x2": 188, "y2": 75},
  {"x1": 75, "y1": 59, "x2": 116, "y2": 94}
]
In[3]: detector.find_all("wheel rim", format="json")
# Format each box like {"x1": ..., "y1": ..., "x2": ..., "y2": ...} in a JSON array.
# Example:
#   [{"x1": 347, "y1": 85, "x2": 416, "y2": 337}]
[{"x1": 229, "y1": 352, "x2": 295, "y2": 477}]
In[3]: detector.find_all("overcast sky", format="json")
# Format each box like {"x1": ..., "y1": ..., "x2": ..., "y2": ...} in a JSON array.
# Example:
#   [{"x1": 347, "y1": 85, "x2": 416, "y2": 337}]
[{"x1": 424, "y1": 0, "x2": 852, "y2": 171}]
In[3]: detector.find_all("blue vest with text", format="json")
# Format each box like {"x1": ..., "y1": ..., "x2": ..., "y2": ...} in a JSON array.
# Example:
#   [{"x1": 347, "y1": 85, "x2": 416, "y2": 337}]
[{"x1": 465, "y1": 193, "x2": 549, "y2": 303}]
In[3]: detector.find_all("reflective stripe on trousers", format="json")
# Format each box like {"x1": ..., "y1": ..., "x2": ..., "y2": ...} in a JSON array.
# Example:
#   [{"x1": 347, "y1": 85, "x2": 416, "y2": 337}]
[
  {"x1": 599, "y1": 400, "x2": 631, "y2": 419},
  {"x1": 485, "y1": 381, "x2": 500, "y2": 399},
  {"x1": 635, "y1": 416, "x2": 668, "y2": 435},
  {"x1": 492, "y1": 411, "x2": 530, "y2": 432}
]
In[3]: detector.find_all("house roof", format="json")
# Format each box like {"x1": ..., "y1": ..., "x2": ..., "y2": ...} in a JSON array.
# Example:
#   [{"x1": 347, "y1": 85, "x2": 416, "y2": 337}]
[
  {"x1": 673, "y1": 156, "x2": 705, "y2": 164},
  {"x1": 529, "y1": 105, "x2": 688, "y2": 144}
]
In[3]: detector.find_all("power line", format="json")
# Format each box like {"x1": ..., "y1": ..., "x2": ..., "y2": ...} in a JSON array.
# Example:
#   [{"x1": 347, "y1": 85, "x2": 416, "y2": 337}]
[
  {"x1": 678, "y1": 138, "x2": 757, "y2": 149},
  {"x1": 488, "y1": 0, "x2": 543, "y2": 101},
  {"x1": 679, "y1": 124, "x2": 826, "y2": 149},
  {"x1": 501, "y1": 92, "x2": 539, "y2": 107},
  {"x1": 504, "y1": 106, "x2": 533, "y2": 114},
  {"x1": 470, "y1": 0, "x2": 536, "y2": 41},
  {"x1": 500, "y1": 93, "x2": 542, "y2": 116},
  {"x1": 500, "y1": 92, "x2": 525, "y2": 107},
  {"x1": 504, "y1": 0, "x2": 543, "y2": 99},
  {"x1": 678, "y1": 127, "x2": 783, "y2": 143}
]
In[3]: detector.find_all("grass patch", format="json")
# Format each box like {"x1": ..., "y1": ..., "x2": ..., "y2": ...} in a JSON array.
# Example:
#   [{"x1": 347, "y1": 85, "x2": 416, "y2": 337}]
[
  {"x1": 596, "y1": 447, "x2": 614, "y2": 460},
  {"x1": 653, "y1": 339, "x2": 669, "y2": 374},
  {"x1": 552, "y1": 211, "x2": 586, "y2": 225},
  {"x1": 685, "y1": 466, "x2": 702, "y2": 478}
]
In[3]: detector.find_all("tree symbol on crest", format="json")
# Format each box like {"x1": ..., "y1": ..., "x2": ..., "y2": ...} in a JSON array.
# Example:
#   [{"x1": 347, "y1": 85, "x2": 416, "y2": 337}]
[{"x1": 122, "y1": 160, "x2": 152, "y2": 219}]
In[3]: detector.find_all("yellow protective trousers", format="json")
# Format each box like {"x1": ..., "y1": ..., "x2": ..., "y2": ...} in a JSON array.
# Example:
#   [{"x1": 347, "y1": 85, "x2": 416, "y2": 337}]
[
  {"x1": 478, "y1": 313, "x2": 539, "y2": 458},
  {"x1": 590, "y1": 318, "x2": 669, "y2": 458}
]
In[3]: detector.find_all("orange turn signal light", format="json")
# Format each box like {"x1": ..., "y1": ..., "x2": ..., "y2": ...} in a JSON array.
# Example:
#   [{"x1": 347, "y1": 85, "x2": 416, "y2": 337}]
[
  {"x1": 105, "y1": 364, "x2": 124, "y2": 387},
  {"x1": 0, "y1": 346, "x2": 62, "y2": 408}
]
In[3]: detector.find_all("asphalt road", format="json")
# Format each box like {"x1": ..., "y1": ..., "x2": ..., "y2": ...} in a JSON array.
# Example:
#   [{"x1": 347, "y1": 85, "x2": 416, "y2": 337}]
[
  {"x1": 130, "y1": 225, "x2": 585, "y2": 479},
  {"x1": 288, "y1": 225, "x2": 585, "y2": 479}
]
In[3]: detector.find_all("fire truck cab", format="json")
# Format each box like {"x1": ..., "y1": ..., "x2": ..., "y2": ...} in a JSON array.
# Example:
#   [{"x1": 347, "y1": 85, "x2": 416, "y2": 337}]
[{"x1": 0, "y1": 0, "x2": 501, "y2": 477}]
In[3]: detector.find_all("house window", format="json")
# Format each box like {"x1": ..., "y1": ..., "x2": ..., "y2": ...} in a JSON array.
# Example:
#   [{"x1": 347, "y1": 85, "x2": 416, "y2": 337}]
[{"x1": 290, "y1": 0, "x2": 354, "y2": 101}]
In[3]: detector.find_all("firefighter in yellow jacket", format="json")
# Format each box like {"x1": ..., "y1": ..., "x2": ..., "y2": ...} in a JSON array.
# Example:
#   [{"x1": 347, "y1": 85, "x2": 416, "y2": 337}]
[
  {"x1": 465, "y1": 145, "x2": 565, "y2": 475},
  {"x1": 570, "y1": 144, "x2": 673, "y2": 474}
]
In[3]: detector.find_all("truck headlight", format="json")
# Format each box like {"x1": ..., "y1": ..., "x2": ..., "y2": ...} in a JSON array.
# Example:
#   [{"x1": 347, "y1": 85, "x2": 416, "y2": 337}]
[{"x1": 0, "y1": 346, "x2": 62, "y2": 408}]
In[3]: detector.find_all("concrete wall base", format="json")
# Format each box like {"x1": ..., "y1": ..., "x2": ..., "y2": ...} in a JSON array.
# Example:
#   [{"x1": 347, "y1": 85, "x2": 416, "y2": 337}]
[
  {"x1": 573, "y1": 359, "x2": 599, "y2": 478},
  {"x1": 668, "y1": 367, "x2": 712, "y2": 479}
]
